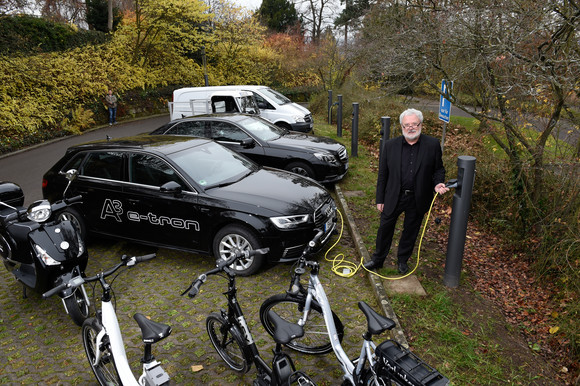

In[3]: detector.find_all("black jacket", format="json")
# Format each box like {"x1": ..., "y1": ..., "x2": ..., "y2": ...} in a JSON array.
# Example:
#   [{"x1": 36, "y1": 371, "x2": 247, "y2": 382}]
[{"x1": 376, "y1": 134, "x2": 445, "y2": 216}]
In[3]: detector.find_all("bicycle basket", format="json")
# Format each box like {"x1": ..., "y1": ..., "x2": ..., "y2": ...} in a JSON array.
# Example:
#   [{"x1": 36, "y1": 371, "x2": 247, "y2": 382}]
[{"x1": 375, "y1": 340, "x2": 449, "y2": 386}]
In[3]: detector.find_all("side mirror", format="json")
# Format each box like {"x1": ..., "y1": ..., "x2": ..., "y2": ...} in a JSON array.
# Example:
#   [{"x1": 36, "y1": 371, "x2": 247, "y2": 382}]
[
  {"x1": 240, "y1": 138, "x2": 255, "y2": 148},
  {"x1": 160, "y1": 181, "x2": 182, "y2": 195}
]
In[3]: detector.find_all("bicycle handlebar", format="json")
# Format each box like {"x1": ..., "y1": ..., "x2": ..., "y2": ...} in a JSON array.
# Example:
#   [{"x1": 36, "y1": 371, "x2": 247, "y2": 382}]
[
  {"x1": 42, "y1": 253, "x2": 156, "y2": 298},
  {"x1": 182, "y1": 248, "x2": 270, "y2": 298}
]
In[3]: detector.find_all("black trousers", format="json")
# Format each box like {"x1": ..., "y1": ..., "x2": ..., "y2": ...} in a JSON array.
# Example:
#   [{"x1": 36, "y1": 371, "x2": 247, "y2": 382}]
[{"x1": 371, "y1": 192, "x2": 425, "y2": 265}]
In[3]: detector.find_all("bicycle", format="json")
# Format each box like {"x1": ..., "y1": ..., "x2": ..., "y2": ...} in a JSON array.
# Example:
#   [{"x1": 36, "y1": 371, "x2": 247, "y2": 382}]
[
  {"x1": 260, "y1": 231, "x2": 450, "y2": 386},
  {"x1": 43, "y1": 253, "x2": 172, "y2": 386},
  {"x1": 182, "y1": 248, "x2": 316, "y2": 386}
]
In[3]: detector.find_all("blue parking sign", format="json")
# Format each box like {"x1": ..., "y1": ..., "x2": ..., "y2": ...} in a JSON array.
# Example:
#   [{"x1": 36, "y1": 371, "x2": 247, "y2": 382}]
[{"x1": 438, "y1": 80, "x2": 452, "y2": 123}]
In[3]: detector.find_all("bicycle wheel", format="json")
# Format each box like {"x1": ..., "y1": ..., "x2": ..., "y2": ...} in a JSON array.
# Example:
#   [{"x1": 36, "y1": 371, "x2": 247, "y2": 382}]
[
  {"x1": 206, "y1": 312, "x2": 251, "y2": 373},
  {"x1": 362, "y1": 369, "x2": 403, "y2": 386},
  {"x1": 260, "y1": 293, "x2": 344, "y2": 355},
  {"x1": 82, "y1": 317, "x2": 121, "y2": 386},
  {"x1": 64, "y1": 286, "x2": 90, "y2": 326}
]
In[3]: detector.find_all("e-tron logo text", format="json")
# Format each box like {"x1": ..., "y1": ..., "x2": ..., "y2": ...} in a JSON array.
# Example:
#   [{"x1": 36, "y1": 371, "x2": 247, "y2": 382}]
[{"x1": 100, "y1": 199, "x2": 199, "y2": 231}]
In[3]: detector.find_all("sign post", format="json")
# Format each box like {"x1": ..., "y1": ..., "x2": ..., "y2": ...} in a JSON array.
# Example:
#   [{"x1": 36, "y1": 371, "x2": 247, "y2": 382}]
[{"x1": 438, "y1": 80, "x2": 452, "y2": 151}]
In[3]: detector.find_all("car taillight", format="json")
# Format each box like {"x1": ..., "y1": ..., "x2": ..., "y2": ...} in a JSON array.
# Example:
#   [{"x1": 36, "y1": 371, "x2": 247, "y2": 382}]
[{"x1": 42, "y1": 178, "x2": 48, "y2": 188}]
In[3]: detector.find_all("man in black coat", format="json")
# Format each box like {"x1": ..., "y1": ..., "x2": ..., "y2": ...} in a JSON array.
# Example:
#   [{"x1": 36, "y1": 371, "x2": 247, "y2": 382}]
[{"x1": 364, "y1": 108, "x2": 449, "y2": 274}]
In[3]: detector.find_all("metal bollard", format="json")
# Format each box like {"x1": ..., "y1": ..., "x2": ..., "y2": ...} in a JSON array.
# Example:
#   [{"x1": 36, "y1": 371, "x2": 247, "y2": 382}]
[
  {"x1": 337, "y1": 95, "x2": 343, "y2": 137},
  {"x1": 351, "y1": 103, "x2": 359, "y2": 157},
  {"x1": 444, "y1": 156, "x2": 477, "y2": 288},
  {"x1": 379, "y1": 116, "x2": 390, "y2": 160}
]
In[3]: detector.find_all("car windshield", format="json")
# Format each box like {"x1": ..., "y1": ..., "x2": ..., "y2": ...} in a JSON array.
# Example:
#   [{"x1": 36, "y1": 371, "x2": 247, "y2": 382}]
[
  {"x1": 168, "y1": 141, "x2": 258, "y2": 189},
  {"x1": 238, "y1": 117, "x2": 286, "y2": 141},
  {"x1": 260, "y1": 88, "x2": 291, "y2": 105}
]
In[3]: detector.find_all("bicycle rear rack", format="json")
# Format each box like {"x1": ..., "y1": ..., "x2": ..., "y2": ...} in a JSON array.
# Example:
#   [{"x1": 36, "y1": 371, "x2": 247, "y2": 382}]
[{"x1": 375, "y1": 340, "x2": 450, "y2": 386}]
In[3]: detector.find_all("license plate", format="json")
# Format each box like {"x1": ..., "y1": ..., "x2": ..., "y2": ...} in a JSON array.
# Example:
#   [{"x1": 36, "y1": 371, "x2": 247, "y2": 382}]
[{"x1": 324, "y1": 218, "x2": 333, "y2": 232}]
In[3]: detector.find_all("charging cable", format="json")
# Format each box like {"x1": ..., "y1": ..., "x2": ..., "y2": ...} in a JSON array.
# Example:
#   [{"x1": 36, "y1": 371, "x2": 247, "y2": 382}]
[{"x1": 325, "y1": 187, "x2": 447, "y2": 280}]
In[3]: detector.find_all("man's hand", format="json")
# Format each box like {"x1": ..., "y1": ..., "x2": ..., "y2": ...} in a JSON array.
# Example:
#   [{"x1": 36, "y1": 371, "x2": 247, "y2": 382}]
[
  {"x1": 435, "y1": 183, "x2": 449, "y2": 195},
  {"x1": 377, "y1": 203, "x2": 384, "y2": 212}
]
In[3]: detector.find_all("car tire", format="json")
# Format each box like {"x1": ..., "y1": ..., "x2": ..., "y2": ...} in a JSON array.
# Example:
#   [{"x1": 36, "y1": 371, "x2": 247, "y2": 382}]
[
  {"x1": 213, "y1": 225, "x2": 264, "y2": 276},
  {"x1": 284, "y1": 161, "x2": 315, "y2": 180},
  {"x1": 275, "y1": 122, "x2": 292, "y2": 131}
]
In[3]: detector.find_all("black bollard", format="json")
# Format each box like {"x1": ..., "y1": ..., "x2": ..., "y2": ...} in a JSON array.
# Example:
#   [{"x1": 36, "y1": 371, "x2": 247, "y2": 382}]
[
  {"x1": 337, "y1": 95, "x2": 343, "y2": 137},
  {"x1": 379, "y1": 116, "x2": 390, "y2": 160},
  {"x1": 444, "y1": 156, "x2": 476, "y2": 288},
  {"x1": 351, "y1": 103, "x2": 359, "y2": 157}
]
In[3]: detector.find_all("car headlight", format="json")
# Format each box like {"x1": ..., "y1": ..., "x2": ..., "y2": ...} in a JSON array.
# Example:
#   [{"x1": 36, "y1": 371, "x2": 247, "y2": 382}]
[
  {"x1": 34, "y1": 244, "x2": 60, "y2": 266},
  {"x1": 293, "y1": 115, "x2": 306, "y2": 123},
  {"x1": 27, "y1": 200, "x2": 52, "y2": 223},
  {"x1": 314, "y1": 152, "x2": 339, "y2": 165},
  {"x1": 270, "y1": 214, "x2": 309, "y2": 229}
]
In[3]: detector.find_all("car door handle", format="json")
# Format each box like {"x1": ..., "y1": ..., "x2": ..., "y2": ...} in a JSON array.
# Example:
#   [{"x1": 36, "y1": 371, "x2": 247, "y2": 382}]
[{"x1": 128, "y1": 199, "x2": 140, "y2": 205}]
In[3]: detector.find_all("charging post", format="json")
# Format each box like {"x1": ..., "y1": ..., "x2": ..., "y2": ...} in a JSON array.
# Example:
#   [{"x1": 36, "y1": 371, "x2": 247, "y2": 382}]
[{"x1": 444, "y1": 156, "x2": 476, "y2": 288}]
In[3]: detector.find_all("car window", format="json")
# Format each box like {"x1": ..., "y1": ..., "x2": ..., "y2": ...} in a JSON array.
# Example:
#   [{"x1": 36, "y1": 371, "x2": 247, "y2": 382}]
[
  {"x1": 210, "y1": 122, "x2": 251, "y2": 142},
  {"x1": 128, "y1": 153, "x2": 188, "y2": 190},
  {"x1": 237, "y1": 117, "x2": 284, "y2": 141},
  {"x1": 61, "y1": 153, "x2": 86, "y2": 172},
  {"x1": 166, "y1": 121, "x2": 207, "y2": 137},
  {"x1": 168, "y1": 141, "x2": 257, "y2": 188},
  {"x1": 81, "y1": 152, "x2": 123, "y2": 181}
]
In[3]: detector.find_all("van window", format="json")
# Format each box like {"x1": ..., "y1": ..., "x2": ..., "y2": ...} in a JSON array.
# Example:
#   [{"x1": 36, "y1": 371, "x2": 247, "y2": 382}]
[
  {"x1": 211, "y1": 96, "x2": 238, "y2": 113},
  {"x1": 252, "y1": 92, "x2": 274, "y2": 110},
  {"x1": 260, "y1": 88, "x2": 291, "y2": 105}
]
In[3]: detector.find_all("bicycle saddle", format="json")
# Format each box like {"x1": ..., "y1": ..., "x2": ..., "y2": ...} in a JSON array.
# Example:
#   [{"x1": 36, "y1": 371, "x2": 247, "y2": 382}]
[
  {"x1": 358, "y1": 301, "x2": 396, "y2": 335},
  {"x1": 134, "y1": 313, "x2": 172, "y2": 343},
  {"x1": 268, "y1": 310, "x2": 304, "y2": 345}
]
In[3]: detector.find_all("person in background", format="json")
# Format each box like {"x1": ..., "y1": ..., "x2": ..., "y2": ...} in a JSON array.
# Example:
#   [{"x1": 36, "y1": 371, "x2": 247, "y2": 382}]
[
  {"x1": 364, "y1": 108, "x2": 449, "y2": 274},
  {"x1": 105, "y1": 89, "x2": 118, "y2": 126}
]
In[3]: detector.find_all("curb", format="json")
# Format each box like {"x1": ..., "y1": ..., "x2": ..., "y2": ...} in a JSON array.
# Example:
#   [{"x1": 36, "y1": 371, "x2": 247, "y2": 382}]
[{"x1": 334, "y1": 185, "x2": 409, "y2": 348}]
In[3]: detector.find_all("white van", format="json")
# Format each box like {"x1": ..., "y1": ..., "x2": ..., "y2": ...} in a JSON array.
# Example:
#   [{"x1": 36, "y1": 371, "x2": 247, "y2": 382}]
[
  {"x1": 168, "y1": 89, "x2": 259, "y2": 121},
  {"x1": 169, "y1": 85, "x2": 314, "y2": 132}
]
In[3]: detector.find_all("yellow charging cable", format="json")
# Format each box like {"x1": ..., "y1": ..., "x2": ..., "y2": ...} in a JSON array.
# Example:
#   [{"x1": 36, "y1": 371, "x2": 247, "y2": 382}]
[{"x1": 325, "y1": 192, "x2": 440, "y2": 280}]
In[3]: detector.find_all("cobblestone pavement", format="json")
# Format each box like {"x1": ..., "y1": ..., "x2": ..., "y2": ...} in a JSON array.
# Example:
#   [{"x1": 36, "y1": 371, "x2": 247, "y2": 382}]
[{"x1": 0, "y1": 227, "x2": 384, "y2": 385}]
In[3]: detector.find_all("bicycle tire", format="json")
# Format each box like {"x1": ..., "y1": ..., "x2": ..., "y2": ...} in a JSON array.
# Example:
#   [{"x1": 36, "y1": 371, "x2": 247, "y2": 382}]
[
  {"x1": 82, "y1": 317, "x2": 121, "y2": 386},
  {"x1": 64, "y1": 286, "x2": 89, "y2": 327},
  {"x1": 206, "y1": 312, "x2": 251, "y2": 373},
  {"x1": 260, "y1": 293, "x2": 345, "y2": 355}
]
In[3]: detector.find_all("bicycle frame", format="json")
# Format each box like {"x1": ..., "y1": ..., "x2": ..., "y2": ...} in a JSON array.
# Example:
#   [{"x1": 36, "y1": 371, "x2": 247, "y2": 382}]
[
  {"x1": 95, "y1": 300, "x2": 141, "y2": 386},
  {"x1": 223, "y1": 273, "x2": 274, "y2": 379},
  {"x1": 299, "y1": 269, "x2": 372, "y2": 385}
]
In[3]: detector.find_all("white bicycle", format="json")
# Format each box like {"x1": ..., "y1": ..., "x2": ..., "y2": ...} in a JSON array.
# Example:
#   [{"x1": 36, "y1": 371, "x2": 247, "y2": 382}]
[
  {"x1": 259, "y1": 231, "x2": 450, "y2": 386},
  {"x1": 43, "y1": 253, "x2": 171, "y2": 386}
]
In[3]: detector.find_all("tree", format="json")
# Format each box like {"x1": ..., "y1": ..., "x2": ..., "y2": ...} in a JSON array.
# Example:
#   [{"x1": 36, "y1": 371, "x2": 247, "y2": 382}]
[
  {"x1": 38, "y1": 0, "x2": 86, "y2": 25},
  {"x1": 116, "y1": 0, "x2": 212, "y2": 66},
  {"x1": 294, "y1": 0, "x2": 340, "y2": 42},
  {"x1": 258, "y1": 0, "x2": 299, "y2": 32},
  {"x1": 86, "y1": 0, "x2": 121, "y2": 31}
]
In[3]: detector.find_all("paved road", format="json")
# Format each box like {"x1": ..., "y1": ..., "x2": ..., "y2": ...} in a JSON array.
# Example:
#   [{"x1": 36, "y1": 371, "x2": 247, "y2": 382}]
[{"x1": 0, "y1": 115, "x2": 171, "y2": 205}]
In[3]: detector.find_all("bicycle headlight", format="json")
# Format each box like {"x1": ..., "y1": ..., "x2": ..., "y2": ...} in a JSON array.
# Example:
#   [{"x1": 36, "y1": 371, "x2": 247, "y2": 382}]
[
  {"x1": 34, "y1": 244, "x2": 60, "y2": 266},
  {"x1": 270, "y1": 214, "x2": 309, "y2": 229},
  {"x1": 26, "y1": 200, "x2": 52, "y2": 223}
]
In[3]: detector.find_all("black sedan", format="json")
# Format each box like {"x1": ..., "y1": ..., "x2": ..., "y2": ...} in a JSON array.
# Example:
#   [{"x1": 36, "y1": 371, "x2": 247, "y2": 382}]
[
  {"x1": 150, "y1": 114, "x2": 348, "y2": 184},
  {"x1": 42, "y1": 135, "x2": 337, "y2": 275}
]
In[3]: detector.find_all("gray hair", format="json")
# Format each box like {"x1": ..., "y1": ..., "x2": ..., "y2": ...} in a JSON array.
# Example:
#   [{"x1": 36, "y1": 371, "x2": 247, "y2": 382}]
[{"x1": 399, "y1": 108, "x2": 423, "y2": 125}]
